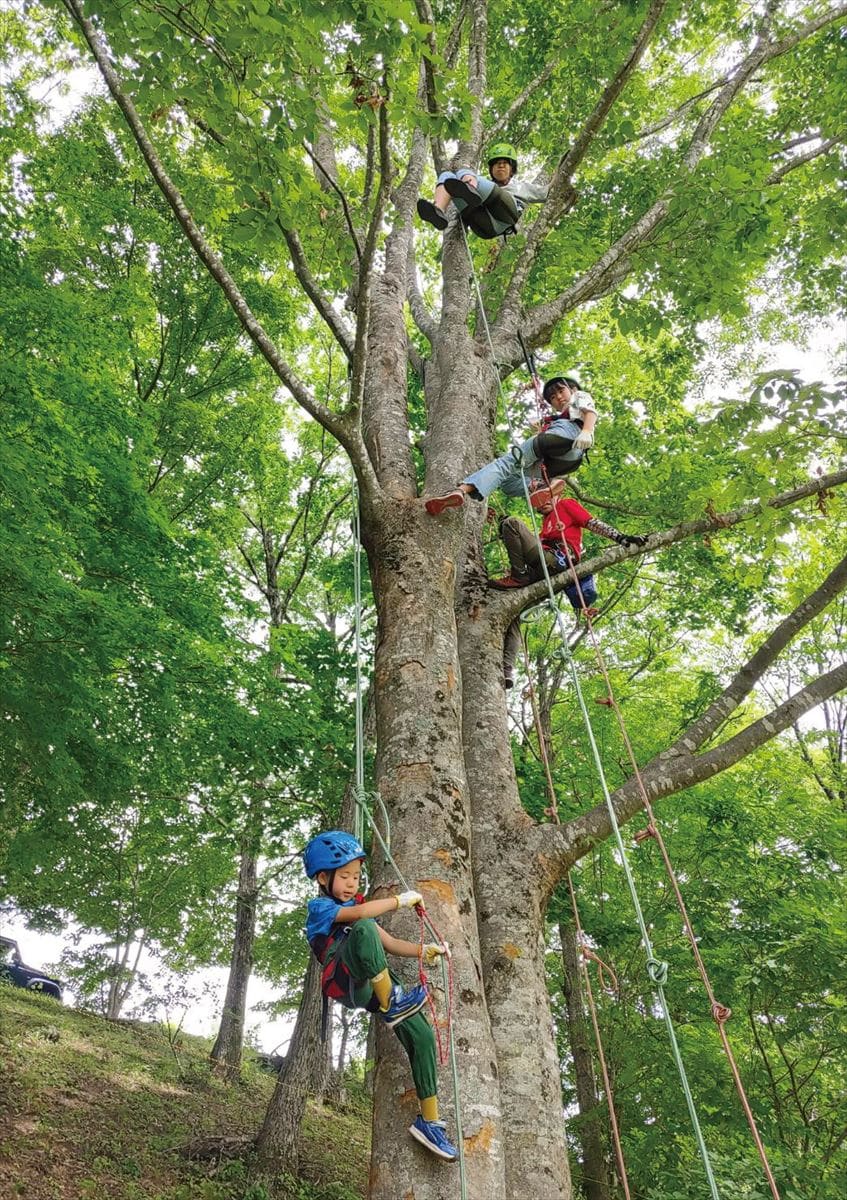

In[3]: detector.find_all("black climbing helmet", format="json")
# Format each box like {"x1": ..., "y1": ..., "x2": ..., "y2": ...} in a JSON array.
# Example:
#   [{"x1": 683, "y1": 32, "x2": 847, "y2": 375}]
[{"x1": 542, "y1": 374, "x2": 581, "y2": 402}]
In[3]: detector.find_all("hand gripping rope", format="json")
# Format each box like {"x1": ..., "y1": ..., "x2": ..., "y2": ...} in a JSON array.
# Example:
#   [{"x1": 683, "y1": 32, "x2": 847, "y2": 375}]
[{"x1": 350, "y1": 474, "x2": 467, "y2": 1199}]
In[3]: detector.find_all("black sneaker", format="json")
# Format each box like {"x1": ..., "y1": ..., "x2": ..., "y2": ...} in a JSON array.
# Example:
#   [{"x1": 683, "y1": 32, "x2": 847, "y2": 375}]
[
  {"x1": 417, "y1": 199, "x2": 448, "y2": 230},
  {"x1": 443, "y1": 178, "x2": 483, "y2": 210}
]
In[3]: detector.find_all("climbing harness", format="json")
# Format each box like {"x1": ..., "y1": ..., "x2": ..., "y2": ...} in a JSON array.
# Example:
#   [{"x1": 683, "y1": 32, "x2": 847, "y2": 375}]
[
  {"x1": 350, "y1": 472, "x2": 468, "y2": 1198},
  {"x1": 460, "y1": 219, "x2": 726, "y2": 1199}
]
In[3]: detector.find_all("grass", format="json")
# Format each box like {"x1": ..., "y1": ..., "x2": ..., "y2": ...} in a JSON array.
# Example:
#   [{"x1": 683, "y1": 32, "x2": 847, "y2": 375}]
[{"x1": 0, "y1": 986, "x2": 369, "y2": 1200}]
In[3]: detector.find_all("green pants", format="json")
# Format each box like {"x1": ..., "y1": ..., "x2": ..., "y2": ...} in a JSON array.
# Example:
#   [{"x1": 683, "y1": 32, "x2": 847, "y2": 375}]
[{"x1": 329, "y1": 918, "x2": 437, "y2": 1101}]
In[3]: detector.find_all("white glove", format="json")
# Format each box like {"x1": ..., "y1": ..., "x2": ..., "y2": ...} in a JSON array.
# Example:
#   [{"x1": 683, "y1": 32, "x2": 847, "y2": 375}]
[
  {"x1": 422, "y1": 942, "x2": 450, "y2": 965},
  {"x1": 396, "y1": 890, "x2": 423, "y2": 909},
  {"x1": 573, "y1": 430, "x2": 594, "y2": 451}
]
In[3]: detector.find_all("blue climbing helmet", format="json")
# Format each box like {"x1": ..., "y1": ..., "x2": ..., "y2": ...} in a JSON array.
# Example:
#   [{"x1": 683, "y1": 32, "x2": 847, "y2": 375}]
[{"x1": 303, "y1": 830, "x2": 367, "y2": 878}]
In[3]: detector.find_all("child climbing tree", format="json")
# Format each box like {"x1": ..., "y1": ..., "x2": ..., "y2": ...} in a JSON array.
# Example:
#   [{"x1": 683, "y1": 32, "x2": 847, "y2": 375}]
[{"x1": 54, "y1": 1, "x2": 847, "y2": 1196}]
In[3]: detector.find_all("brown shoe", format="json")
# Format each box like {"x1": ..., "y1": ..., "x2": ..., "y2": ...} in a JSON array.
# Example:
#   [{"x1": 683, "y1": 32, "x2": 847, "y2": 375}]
[
  {"x1": 581, "y1": 606, "x2": 599, "y2": 620},
  {"x1": 489, "y1": 573, "x2": 529, "y2": 590},
  {"x1": 425, "y1": 490, "x2": 465, "y2": 516},
  {"x1": 529, "y1": 478, "x2": 565, "y2": 510}
]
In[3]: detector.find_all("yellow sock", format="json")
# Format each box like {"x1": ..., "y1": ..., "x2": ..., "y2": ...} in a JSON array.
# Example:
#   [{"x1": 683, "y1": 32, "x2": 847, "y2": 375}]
[
  {"x1": 420, "y1": 1096, "x2": 439, "y2": 1123},
  {"x1": 370, "y1": 969, "x2": 392, "y2": 1010}
]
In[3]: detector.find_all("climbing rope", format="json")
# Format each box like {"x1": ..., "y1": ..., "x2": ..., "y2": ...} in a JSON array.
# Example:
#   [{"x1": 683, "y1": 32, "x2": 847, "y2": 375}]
[
  {"x1": 350, "y1": 474, "x2": 467, "y2": 1198},
  {"x1": 519, "y1": 632, "x2": 633, "y2": 1199},
  {"x1": 472, "y1": 216, "x2": 780, "y2": 1194},
  {"x1": 351, "y1": 474, "x2": 366, "y2": 848},
  {"x1": 550, "y1": 520, "x2": 781, "y2": 1200},
  {"x1": 460, "y1": 220, "x2": 723, "y2": 1200}
]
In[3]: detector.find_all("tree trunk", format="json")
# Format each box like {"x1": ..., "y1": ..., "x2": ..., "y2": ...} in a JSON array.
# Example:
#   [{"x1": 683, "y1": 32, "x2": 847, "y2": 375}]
[
  {"x1": 256, "y1": 953, "x2": 328, "y2": 1171},
  {"x1": 364, "y1": 493, "x2": 508, "y2": 1200},
  {"x1": 210, "y1": 812, "x2": 260, "y2": 1079},
  {"x1": 459, "y1": 593, "x2": 574, "y2": 1199},
  {"x1": 559, "y1": 917, "x2": 612, "y2": 1200}
]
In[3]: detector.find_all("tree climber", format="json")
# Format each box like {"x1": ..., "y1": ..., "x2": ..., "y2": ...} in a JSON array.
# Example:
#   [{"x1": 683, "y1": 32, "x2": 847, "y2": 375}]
[
  {"x1": 424, "y1": 374, "x2": 597, "y2": 515},
  {"x1": 495, "y1": 494, "x2": 648, "y2": 688},
  {"x1": 417, "y1": 143, "x2": 547, "y2": 238},
  {"x1": 303, "y1": 831, "x2": 458, "y2": 1163}
]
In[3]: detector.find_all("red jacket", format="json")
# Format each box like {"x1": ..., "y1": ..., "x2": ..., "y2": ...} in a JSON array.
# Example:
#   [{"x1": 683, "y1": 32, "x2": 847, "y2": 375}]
[{"x1": 540, "y1": 498, "x2": 592, "y2": 555}]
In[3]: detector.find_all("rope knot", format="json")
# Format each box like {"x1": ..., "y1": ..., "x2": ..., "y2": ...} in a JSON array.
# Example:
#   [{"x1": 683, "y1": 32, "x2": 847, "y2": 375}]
[
  {"x1": 646, "y1": 957, "x2": 669, "y2": 985},
  {"x1": 634, "y1": 823, "x2": 658, "y2": 844},
  {"x1": 711, "y1": 1002, "x2": 732, "y2": 1024},
  {"x1": 581, "y1": 945, "x2": 619, "y2": 995}
]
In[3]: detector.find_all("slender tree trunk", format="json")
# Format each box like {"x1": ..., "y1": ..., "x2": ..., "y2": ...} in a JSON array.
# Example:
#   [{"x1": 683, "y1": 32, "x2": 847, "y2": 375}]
[
  {"x1": 210, "y1": 802, "x2": 261, "y2": 1079},
  {"x1": 255, "y1": 953, "x2": 327, "y2": 1171},
  {"x1": 559, "y1": 917, "x2": 612, "y2": 1200},
  {"x1": 459, "y1": 596, "x2": 574, "y2": 1199}
]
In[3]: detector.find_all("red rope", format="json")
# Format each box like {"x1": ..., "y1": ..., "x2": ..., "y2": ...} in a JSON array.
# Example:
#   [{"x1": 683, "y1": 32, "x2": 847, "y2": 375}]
[
  {"x1": 416, "y1": 904, "x2": 454, "y2": 1067},
  {"x1": 519, "y1": 630, "x2": 633, "y2": 1199},
  {"x1": 539, "y1": 476, "x2": 781, "y2": 1200}
]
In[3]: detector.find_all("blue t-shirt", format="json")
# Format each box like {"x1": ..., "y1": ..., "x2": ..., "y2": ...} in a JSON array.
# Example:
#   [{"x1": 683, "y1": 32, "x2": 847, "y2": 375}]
[{"x1": 305, "y1": 895, "x2": 357, "y2": 946}]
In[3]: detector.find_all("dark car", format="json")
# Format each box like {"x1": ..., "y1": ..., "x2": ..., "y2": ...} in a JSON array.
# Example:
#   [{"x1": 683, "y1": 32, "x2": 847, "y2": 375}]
[{"x1": 0, "y1": 936, "x2": 64, "y2": 1000}]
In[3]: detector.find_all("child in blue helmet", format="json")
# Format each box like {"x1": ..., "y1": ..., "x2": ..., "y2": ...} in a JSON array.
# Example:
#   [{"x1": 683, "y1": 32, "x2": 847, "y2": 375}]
[{"x1": 303, "y1": 830, "x2": 458, "y2": 1162}]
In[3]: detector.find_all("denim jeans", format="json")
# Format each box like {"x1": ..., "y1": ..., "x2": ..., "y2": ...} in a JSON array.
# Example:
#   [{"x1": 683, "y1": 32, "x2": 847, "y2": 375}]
[
  {"x1": 436, "y1": 167, "x2": 496, "y2": 204},
  {"x1": 463, "y1": 419, "x2": 583, "y2": 499}
]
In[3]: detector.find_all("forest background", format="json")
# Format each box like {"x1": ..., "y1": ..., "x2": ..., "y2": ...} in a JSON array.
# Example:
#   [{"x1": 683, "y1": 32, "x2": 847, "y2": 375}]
[{"x1": 1, "y1": 1, "x2": 845, "y2": 1199}]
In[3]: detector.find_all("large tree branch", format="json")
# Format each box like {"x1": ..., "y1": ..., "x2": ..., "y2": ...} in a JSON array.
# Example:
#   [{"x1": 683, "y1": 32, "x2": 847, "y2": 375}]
[
  {"x1": 493, "y1": 467, "x2": 847, "y2": 625},
  {"x1": 487, "y1": 61, "x2": 556, "y2": 143},
  {"x1": 630, "y1": 77, "x2": 728, "y2": 143},
  {"x1": 279, "y1": 226, "x2": 355, "y2": 358},
  {"x1": 64, "y1": 0, "x2": 378, "y2": 494},
  {"x1": 497, "y1": 0, "x2": 669, "y2": 328},
  {"x1": 456, "y1": 0, "x2": 488, "y2": 165},
  {"x1": 553, "y1": 660, "x2": 847, "y2": 874},
  {"x1": 517, "y1": 2, "x2": 847, "y2": 351},
  {"x1": 301, "y1": 137, "x2": 363, "y2": 261},
  {"x1": 349, "y1": 94, "x2": 393, "y2": 418},
  {"x1": 766, "y1": 136, "x2": 839, "y2": 183},
  {"x1": 406, "y1": 238, "x2": 438, "y2": 344},
  {"x1": 674, "y1": 552, "x2": 847, "y2": 753}
]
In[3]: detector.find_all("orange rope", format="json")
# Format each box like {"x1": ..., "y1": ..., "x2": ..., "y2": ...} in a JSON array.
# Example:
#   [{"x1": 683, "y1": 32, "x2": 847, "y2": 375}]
[
  {"x1": 541, "y1": 484, "x2": 781, "y2": 1200},
  {"x1": 519, "y1": 631, "x2": 633, "y2": 1200}
]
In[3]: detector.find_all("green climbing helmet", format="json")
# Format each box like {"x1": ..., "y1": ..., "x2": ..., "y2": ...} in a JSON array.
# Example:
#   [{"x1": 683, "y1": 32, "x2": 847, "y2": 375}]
[{"x1": 487, "y1": 142, "x2": 518, "y2": 175}]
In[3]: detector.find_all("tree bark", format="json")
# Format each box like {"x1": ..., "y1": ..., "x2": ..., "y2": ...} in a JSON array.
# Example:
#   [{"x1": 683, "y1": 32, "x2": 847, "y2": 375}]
[
  {"x1": 209, "y1": 810, "x2": 260, "y2": 1080},
  {"x1": 364, "y1": 491, "x2": 508, "y2": 1200},
  {"x1": 559, "y1": 918, "x2": 612, "y2": 1200}
]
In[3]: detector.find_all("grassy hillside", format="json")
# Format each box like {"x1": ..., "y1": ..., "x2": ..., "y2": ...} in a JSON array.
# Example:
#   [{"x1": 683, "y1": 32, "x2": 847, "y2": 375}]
[{"x1": 0, "y1": 987, "x2": 369, "y2": 1200}]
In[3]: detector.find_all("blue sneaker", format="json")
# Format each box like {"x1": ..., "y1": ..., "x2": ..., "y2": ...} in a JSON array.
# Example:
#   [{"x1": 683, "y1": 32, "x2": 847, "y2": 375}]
[
  {"x1": 409, "y1": 1115, "x2": 459, "y2": 1161},
  {"x1": 380, "y1": 983, "x2": 427, "y2": 1028}
]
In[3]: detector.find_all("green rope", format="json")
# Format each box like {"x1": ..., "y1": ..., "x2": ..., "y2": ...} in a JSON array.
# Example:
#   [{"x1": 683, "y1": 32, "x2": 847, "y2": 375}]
[
  {"x1": 350, "y1": 483, "x2": 468, "y2": 1199},
  {"x1": 460, "y1": 222, "x2": 721, "y2": 1200}
]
